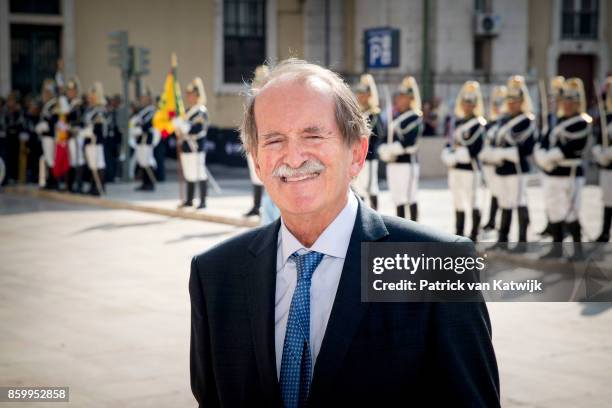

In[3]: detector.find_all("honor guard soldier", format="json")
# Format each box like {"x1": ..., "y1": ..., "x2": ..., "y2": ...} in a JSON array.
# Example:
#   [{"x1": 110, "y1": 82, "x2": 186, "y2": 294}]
[
  {"x1": 491, "y1": 76, "x2": 536, "y2": 251},
  {"x1": 65, "y1": 77, "x2": 85, "y2": 192},
  {"x1": 481, "y1": 85, "x2": 506, "y2": 231},
  {"x1": 35, "y1": 79, "x2": 59, "y2": 189},
  {"x1": 592, "y1": 76, "x2": 612, "y2": 242},
  {"x1": 536, "y1": 76, "x2": 565, "y2": 237},
  {"x1": 441, "y1": 81, "x2": 486, "y2": 241},
  {"x1": 129, "y1": 86, "x2": 160, "y2": 192},
  {"x1": 174, "y1": 77, "x2": 209, "y2": 209},
  {"x1": 377, "y1": 76, "x2": 423, "y2": 220},
  {"x1": 352, "y1": 73, "x2": 384, "y2": 210},
  {"x1": 244, "y1": 65, "x2": 269, "y2": 217},
  {"x1": 534, "y1": 78, "x2": 591, "y2": 256},
  {"x1": 80, "y1": 82, "x2": 108, "y2": 196},
  {"x1": 1, "y1": 91, "x2": 25, "y2": 184}
]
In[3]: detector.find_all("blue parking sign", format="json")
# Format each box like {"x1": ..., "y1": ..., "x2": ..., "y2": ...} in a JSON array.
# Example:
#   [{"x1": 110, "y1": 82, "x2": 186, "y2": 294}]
[{"x1": 365, "y1": 27, "x2": 400, "y2": 69}]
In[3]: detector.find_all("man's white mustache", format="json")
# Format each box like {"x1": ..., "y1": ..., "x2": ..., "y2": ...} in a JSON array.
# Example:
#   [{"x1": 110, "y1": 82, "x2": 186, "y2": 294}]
[{"x1": 272, "y1": 160, "x2": 326, "y2": 178}]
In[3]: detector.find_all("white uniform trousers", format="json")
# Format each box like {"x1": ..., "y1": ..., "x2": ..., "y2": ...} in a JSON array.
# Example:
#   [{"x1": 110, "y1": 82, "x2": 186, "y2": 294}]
[
  {"x1": 68, "y1": 137, "x2": 85, "y2": 167},
  {"x1": 352, "y1": 159, "x2": 379, "y2": 198},
  {"x1": 84, "y1": 144, "x2": 105, "y2": 170},
  {"x1": 387, "y1": 162, "x2": 419, "y2": 206},
  {"x1": 181, "y1": 151, "x2": 207, "y2": 182},
  {"x1": 136, "y1": 144, "x2": 156, "y2": 169},
  {"x1": 544, "y1": 175, "x2": 584, "y2": 223},
  {"x1": 481, "y1": 164, "x2": 500, "y2": 198},
  {"x1": 41, "y1": 136, "x2": 55, "y2": 167},
  {"x1": 448, "y1": 168, "x2": 480, "y2": 212},
  {"x1": 497, "y1": 174, "x2": 528, "y2": 210}
]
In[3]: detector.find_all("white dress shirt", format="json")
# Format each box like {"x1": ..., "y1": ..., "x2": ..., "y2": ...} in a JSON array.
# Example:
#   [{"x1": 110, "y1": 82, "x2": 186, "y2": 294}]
[{"x1": 274, "y1": 191, "x2": 358, "y2": 378}]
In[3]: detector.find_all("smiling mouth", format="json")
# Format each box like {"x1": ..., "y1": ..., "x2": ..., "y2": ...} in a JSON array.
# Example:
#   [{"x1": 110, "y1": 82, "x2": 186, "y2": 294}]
[{"x1": 281, "y1": 172, "x2": 321, "y2": 183}]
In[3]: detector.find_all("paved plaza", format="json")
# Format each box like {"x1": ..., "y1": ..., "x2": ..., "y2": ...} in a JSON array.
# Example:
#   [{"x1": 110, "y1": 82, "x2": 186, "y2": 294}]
[{"x1": 1, "y1": 168, "x2": 611, "y2": 407}]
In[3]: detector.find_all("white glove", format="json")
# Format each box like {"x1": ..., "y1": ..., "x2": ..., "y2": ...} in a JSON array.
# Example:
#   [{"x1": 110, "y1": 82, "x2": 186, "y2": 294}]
[
  {"x1": 455, "y1": 146, "x2": 471, "y2": 164},
  {"x1": 129, "y1": 126, "x2": 143, "y2": 139},
  {"x1": 35, "y1": 121, "x2": 49, "y2": 135},
  {"x1": 172, "y1": 118, "x2": 190, "y2": 135},
  {"x1": 19, "y1": 132, "x2": 29, "y2": 142},
  {"x1": 441, "y1": 148, "x2": 457, "y2": 167},
  {"x1": 377, "y1": 143, "x2": 395, "y2": 163},
  {"x1": 390, "y1": 141, "x2": 405, "y2": 156},
  {"x1": 544, "y1": 147, "x2": 564, "y2": 165},
  {"x1": 499, "y1": 147, "x2": 519, "y2": 164},
  {"x1": 592, "y1": 145, "x2": 605, "y2": 166},
  {"x1": 79, "y1": 126, "x2": 94, "y2": 139},
  {"x1": 479, "y1": 146, "x2": 491, "y2": 162},
  {"x1": 534, "y1": 148, "x2": 548, "y2": 170}
]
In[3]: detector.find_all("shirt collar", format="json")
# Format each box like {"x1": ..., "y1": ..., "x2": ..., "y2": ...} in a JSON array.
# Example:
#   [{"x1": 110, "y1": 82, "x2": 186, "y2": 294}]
[{"x1": 279, "y1": 190, "x2": 358, "y2": 265}]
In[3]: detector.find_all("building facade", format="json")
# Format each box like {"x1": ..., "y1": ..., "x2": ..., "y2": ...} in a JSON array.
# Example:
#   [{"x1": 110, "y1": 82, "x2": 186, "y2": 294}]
[{"x1": 0, "y1": 0, "x2": 610, "y2": 129}]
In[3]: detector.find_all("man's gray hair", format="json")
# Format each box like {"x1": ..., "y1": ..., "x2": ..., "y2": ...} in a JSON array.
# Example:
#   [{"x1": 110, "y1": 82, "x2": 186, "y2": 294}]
[{"x1": 240, "y1": 58, "x2": 370, "y2": 154}]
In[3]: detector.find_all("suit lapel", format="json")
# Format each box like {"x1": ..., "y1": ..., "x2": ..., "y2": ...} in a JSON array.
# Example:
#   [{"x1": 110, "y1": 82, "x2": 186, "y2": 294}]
[
  {"x1": 246, "y1": 219, "x2": 283, "y2": 407},
  {"x1": 310, "y1": 202, "x2": 389, "y2": 400}
]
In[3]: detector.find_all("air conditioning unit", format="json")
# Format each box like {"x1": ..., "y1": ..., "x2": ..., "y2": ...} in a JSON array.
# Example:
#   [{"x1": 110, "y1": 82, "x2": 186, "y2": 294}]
[{"x1": 474, "y1": 13, "x2": 501, "y2": 37}]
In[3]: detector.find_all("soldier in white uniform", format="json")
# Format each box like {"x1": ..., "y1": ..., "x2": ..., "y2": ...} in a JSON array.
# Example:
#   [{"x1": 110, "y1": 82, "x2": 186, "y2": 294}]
[
  {"x1": 441, "y1": 81, "x2": 486, "y2": 241},
  {"x1": 378, "y1": 76, "x2": 423, "y2": 220},
  {"x1": 65, "y1": 77, "x2": 85, "y2": 193},
  {"x1": 352, "y1": 73, "x2": 384, "y2": 210},
  {"x1": 80, "y1": 82, "x2": 108, "y2": 196},
  {"x1": 244, "y1": 66, "x2": 269, "y2": 217},
  {"x1": 129, "y1": 86, "x2": 160, "y2": 191},
  {"x1": 491, "y1": 76, "x2": 536, "y2": 251},
  {"x1": 535, "y1": 76, "x2": 565, "y2": 237},
  {"x1": 481, "y1": 85, "x2": 506, "y2": 231},
  {"x1": 35, "y1": 79, "x2": 59, "y2": 189},
  {"x1": 535, "y1": 78, "x2": 592, "y2": 256},
  {"x1": 592, "y1": 76, "x2": 612, "y2": 242},
  {"x1": 174, "y1": 77, "x2": 209, "y2": 209}
]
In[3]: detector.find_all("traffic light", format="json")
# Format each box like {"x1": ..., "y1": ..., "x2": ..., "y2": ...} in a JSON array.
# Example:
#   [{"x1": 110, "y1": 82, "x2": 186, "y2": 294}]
[
  {"x1": 108, "y1": 31, "x2": 129, "y2": 71},
  {"x1": 132, "y1": 46, "x2": 151, "y2": 77}
]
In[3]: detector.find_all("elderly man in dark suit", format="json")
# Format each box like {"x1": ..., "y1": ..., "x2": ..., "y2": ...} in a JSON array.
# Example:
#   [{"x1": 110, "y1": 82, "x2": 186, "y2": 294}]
[{"x1": 189, "y1": 59, "x2": 500, "y2": 407}]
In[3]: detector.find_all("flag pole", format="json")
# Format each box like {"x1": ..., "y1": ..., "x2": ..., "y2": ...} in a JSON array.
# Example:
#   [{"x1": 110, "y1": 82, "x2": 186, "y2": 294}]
[{"x1": 172, "y1": 53, "x2": 185, "y2": 203}]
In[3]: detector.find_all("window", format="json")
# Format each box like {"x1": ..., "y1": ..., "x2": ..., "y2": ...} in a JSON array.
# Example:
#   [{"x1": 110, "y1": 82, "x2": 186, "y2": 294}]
[
  {"x1": 9, "y1": 0, "x2": 60, "y2": 14},
  {"x1": 224, "y1": 0, "x2": 267, "y2": 84},
  {"x1": 561, "y1": 0, "x2": 598, "y2": 40}
]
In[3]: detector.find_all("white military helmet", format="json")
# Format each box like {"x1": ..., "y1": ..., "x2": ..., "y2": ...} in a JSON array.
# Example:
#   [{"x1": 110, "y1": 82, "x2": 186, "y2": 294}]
[
  {"x1": 562, "y1": 77, "x2": 587, "y2": 114},
  {"x1": 506, "y1": 75, "x2": 533, "y2": 115},
  {"x1": 186, "y1": 77, "x2": 206, "y2": 106},
  {"x1": 454, "y1": 80, "x2": 484, "y2": 119},
  {"x1": 89, "y1": 82, "x2": 107, "y2": 106},
  {"x1": 353, "y1": 73, "x2": 380, "y2": 114},
  {"x1": 397, "y1": 76, "x2": 422, "y2": 111},
  {"x1": 488, "y1": 85, "x2": 507, "y2": 121}
]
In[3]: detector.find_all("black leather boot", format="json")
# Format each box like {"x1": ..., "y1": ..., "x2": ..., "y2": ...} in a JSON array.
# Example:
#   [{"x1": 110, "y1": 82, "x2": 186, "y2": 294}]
[
  {"x1": 370, "y1": 195, "x2": 378, "y2": 211},
  {"x1": 396, "y1": 205, "x2": 405, "y2": 218},
  {"x1": 197, "y1": 180, "x2": 208, "y2": 209},
  {"x1": 511, "y1": 206, "x2": 530, "y2": 253},
  {"x1": 245, "y1": 185, "x2": 262, "y2": 216},
  {"x1": 470, "y1": 209, "x2": 481, "y2": 242},
  {"x1": 409, "y1": 203, "x2": 418, "y2": 222},
  {"x1": 492, "y1": 209, "x2": 512, "y2": 250},
  {"x1": 455, "y1": 211, "x2": 465, "y2": 236},
  {"x1": 180, "y1": 182, "x2": 195, "y2": 207},
  {"x1": 541, "y1": 222, "x2": 564, "y2": 259},
  {"x1": 483, "y1": 196, "x2": 498, "y2": 231},
  {"x1": 566, "y1": 220, "x2": 583, "y2": 261},
  {"x1": 596, "y1": 206, "x2": 612, "y2": 242}
]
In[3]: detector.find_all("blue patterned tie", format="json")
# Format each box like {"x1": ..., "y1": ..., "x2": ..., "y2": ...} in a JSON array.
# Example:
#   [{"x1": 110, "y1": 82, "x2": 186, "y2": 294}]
[{"x1": 280, "y1": 251, "x2": 324, "y2": 408}]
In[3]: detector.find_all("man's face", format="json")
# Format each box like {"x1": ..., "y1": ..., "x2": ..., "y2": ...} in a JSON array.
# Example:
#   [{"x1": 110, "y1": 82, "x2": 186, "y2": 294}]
[
  {"x1": 253, "y1": 77, "x2": 367, "y2": 218},
  {"x1": 395, "y1": 94, "x2": 413, "y2": 113},
  {"x1": 461, "y1": 100, "x2": 475, "y2": 117},
  {"x1": 140, "y1": 94, "x2": 152, "y2": 107},
  {"x1": 186, "y1": 91, "x2": 198, "y2": 107},
  {"x1": 67, "y1": 88, "x2": 77, "y2": 100},
  {"x1": 562, "y1": 98, "x2": 579, "y2": 116},
  {"x1": 356, "y1": 92, "x2": 370, "y2": 110},
  {"x1": 506, "y1": 98, "x2": 522, "y2": 115}
]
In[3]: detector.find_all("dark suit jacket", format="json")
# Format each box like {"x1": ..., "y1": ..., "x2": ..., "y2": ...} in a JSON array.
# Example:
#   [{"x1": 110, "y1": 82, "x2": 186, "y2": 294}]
[{"x1": 190, "y1": 201, "x2": 500, "y2": 407}]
